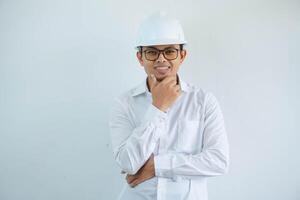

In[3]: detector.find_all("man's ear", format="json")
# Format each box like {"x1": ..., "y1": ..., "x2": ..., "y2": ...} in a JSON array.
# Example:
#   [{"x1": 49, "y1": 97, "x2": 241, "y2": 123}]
[
  {"x1": 179, "y1": 50, "x2": 187, "y2": 64},
  {"x1": 136, "y1": 51, "x2": 144, "y2": 66}
]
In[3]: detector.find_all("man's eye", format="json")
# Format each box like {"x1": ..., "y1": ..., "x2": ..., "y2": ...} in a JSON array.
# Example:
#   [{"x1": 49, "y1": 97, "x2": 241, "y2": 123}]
[
  {"x1": 165, "y1": 50, "x2": 176, "y2": 55},
  {"x1": 147, "y1": 51, "x2": 158, "y2": 55}
]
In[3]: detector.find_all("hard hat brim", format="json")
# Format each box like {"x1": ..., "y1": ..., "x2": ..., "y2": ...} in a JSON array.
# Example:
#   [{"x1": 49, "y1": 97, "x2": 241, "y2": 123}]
[{"x1": 135, "y1": 39, "x2": 187, "y2": 50}]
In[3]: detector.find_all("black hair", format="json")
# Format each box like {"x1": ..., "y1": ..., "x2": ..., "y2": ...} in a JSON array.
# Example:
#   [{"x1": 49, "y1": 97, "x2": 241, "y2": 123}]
[{"x1": 180, "y1": 44, "x2": 184, "y2": 51}]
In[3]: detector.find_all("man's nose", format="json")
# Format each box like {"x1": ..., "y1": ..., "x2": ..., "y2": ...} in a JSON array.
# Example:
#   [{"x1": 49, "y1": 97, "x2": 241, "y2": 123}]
[{"x1": 156, "y1": 52, "x2": 167, "y2": 63}]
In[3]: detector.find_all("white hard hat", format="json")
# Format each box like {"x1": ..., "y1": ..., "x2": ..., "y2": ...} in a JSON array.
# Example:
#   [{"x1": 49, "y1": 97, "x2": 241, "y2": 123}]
[{"x1": 135, "y1": 11, "x2": 187, "y2": 49}]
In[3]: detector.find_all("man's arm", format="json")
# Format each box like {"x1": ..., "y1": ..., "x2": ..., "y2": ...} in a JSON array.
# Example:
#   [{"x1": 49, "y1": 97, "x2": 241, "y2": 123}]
[
  {"x1": 109, "y1": 75, "x2": 180, "y2": 175},
  {"x1": 126, "y1": 92, "x2": 229, "y2": 185},
  {"x1": 154, "y1": 92, "x2": 229, "y2": 179},
  {"x1": 109, "y1": 97, "x2": 166, "y2": 175},
  {"x1": 126, "y1": 154, "x2": 155, "y2": 187}
]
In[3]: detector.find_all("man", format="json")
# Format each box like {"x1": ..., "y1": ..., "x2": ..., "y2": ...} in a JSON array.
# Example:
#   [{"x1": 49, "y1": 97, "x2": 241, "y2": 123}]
[{"x1": 109, "y1": 11, "x2": 229, "y2": 200}]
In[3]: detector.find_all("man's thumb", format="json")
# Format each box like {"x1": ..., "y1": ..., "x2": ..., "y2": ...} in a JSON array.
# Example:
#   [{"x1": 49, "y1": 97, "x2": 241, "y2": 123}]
[{"x1": 150, "y1": 74, "x2": 157, "y2": 85}]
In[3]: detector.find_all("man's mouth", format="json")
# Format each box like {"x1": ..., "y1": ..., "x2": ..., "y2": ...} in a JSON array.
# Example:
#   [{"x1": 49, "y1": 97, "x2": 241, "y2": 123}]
[{"x1": 154, "y1": 66, "x2": 171, "y2": 74}]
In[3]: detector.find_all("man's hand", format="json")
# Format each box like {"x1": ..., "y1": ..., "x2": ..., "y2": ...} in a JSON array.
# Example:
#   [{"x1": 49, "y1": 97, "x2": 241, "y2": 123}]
[
  {"x1": 148, "y1": 74, "x2": 181, "y2": 112},
  {"x1": 126, "y1": 154, "x2": 155, "y2": 188}
]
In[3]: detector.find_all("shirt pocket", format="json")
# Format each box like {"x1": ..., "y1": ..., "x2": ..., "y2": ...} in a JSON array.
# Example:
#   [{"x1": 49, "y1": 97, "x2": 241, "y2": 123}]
[{"x1": 176, "y1": 119, "x2": 203, "y2": 153}]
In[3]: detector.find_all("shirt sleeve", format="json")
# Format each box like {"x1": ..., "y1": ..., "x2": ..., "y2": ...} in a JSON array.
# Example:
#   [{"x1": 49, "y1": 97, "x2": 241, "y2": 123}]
[
  {"x1": 109, "y1": 97, "x2": 167, "y2": 175},
  {"x1": 154, "y1": 92, "x2": 229, "y2": 179}
]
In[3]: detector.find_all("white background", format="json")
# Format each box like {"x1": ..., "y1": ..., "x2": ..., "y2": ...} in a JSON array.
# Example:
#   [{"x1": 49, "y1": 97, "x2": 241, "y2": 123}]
[{"x1": 0, "y1": 0, "x2": 299, "y2": 199}]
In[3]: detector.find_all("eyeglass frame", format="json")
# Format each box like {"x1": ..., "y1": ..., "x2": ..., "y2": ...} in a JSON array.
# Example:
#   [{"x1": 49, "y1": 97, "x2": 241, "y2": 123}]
[{"x1": 138, "y1": 45, "x2": 184, "y2": 61}]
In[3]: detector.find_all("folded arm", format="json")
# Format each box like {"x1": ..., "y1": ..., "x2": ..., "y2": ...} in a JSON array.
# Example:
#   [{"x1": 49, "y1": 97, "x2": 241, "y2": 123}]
[
  {"x1": 109, "y1": 98, "x2": 166, "y2": 175},
  {"x1": 154, "y1": 93, "x2": 230, "y2": 179}
]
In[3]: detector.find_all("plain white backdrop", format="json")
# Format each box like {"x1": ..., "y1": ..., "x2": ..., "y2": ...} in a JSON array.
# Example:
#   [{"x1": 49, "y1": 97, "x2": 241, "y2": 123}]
[{"x1": 0, "y1": 0, "x2": 299, "y2": 199}]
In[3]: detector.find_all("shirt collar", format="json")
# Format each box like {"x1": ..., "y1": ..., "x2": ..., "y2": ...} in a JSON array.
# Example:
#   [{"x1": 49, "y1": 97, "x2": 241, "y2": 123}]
[{"x1": 131, "y1": 74, "x2": 190, "y2": 97}]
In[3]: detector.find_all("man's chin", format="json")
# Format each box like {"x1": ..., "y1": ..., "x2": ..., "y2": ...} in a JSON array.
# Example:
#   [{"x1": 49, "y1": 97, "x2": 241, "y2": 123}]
[
  {"x1": 155, "y1": 74, "x2": 168, "y2": 82},
  {"x1": 156, "y1": 77, "x2": 164, "y2": 82}
]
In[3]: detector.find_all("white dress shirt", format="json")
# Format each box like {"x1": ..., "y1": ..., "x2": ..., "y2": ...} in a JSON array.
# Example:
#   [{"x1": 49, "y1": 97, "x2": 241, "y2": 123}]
[{"x1": 109, "y1": 75, "x2": 229, "y2": 200}]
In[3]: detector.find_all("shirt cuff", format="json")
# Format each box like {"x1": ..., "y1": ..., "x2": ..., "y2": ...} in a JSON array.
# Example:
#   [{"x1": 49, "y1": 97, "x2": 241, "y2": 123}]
[{"x1": 154, "y1": 153, "x2": 174, "y2": 179}]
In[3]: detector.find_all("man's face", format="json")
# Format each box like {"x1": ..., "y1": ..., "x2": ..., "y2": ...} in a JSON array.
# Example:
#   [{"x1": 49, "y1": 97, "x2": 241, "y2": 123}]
[{"x1": 136, "y1": 44, "x2": 187, "y2": 82}]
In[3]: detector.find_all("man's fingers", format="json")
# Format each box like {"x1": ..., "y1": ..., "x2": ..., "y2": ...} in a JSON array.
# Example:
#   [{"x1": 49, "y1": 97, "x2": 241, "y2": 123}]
[
  {"x1": 148, "y1": 74, "x2": 158, "y2": 91},
  {"x1": 160, "y1": 75, "x2": 177, "y2": 85},
  {"x1": 126, "y1": 174, "x2": 137, "y2": 184},
  {"x1": 167, "y1": 79, "x2": 177, "y2": 87},
  {"x1": 174, "y1": 85, "x2": 181, "y2": 92},
  {"x1": 130, "y1": 175, "x2": 153, "y2": 188},
  {"x1": 150, "y1": 74, "x2": 157, "y2": 85},
  {"x1": 130, "y1": 179, "x2": 140, "y2": 188}
]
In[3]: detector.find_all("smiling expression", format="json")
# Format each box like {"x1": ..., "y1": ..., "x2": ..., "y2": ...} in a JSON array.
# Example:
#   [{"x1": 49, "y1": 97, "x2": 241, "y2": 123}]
[{"x1": 137, "y1": 44, "x2": 187, "y2": 82}]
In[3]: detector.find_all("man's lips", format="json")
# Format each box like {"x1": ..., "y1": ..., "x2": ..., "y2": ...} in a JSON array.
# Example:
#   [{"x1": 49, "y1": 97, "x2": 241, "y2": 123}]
[
  {"x1": 154, "y1": 66, "x2": 171, "y2": 74},
  {"x1": 154, "y1": 66, "x2": 170, "y2": 69}
]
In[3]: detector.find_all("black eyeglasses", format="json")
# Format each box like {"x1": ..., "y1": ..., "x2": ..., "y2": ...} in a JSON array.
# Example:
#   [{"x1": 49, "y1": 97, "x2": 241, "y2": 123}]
[{"x1": 142, "y1": 47, "x2": 180, "y2": 61}]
